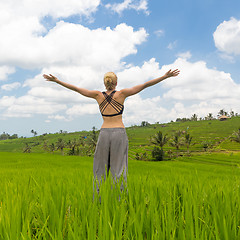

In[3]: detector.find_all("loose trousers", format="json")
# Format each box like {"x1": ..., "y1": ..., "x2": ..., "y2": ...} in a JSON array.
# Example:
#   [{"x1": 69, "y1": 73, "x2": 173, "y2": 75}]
[{"x1": 93, "y1": 128, "x2": 128, "y2": 192}]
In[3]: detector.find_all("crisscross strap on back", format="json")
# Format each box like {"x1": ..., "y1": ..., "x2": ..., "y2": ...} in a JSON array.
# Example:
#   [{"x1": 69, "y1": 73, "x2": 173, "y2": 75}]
[{"x1": 99, "y1": 90, "x2": 124, "y2": 117}]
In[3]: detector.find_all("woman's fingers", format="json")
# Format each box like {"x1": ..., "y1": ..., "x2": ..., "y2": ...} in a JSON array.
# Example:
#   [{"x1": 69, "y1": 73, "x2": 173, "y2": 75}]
[{"x1": 43, "y1": 74, "x2": 54, "y2": 81}]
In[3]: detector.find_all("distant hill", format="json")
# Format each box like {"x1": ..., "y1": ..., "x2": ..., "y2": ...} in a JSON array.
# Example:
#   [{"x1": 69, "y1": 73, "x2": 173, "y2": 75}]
[{"x1": 0, "y1": 117, "x2": 240, "y2": 160}]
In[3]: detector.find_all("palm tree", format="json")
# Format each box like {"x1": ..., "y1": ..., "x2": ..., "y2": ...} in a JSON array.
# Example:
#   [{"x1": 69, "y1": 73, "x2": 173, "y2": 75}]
[
  {"x1": 230, "y1": 110, "x2": 235, "y2": 118},
  {"x1": 231, "y1": 128, "x2": 240, "y2": 143},
  {"x1": 170, "y1": 132, "x2": 183, "y2": 157},
  {"x1": 191, "y1": 114, "x2": 198, "y2": 121},
  {"x1": 218, "y1": 109, "x2": 228, "y2": 117},
  {"x1": 88, "y1": 127, "x2": 98, "y2": 151},
  {"x1": 151, "y1": 131, "x2": 169, "y2": 151},
  {"x1": 184, "y1": 133, "x2": 193, "y2": 154},
  {"x1": 49, "y1": 143, "x2": 55, "y2": 153},
  {"x1": 67, "y1": 138, "x2": 81, "y2": 155},
  {"x1": 206, "y1": 113, "x2": 213, "y2": 120},
  {"x1": 31, "y1": 129, "x2": 37, "y2": 137},
  {"x1": 56, "y1": 138, "x2": 65, "y2": 155}
]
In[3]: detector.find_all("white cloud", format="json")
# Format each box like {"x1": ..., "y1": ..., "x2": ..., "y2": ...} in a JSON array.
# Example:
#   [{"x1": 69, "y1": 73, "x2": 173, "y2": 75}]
[
  {"x1": 106, "y1": 0, "x2": 149, "y2": 15},
  {"x1": 1, "y1": 82, "x2": 21, "y2": 91},
  {"x1": 48, "y1": 115, "x2": 71, "y2": 121},
  {"x1": 154, "y1": 29, "x2": 164, "y2": 38},
  {"x1": 176, "y1": 51, "x2": 192, "y2": 60},
  {"x1": 161, "y1": 58, "x2": 240, "y2": 101},
  {"x1": 213, "y1": 17, "x2": 240, "y2": 56},
  {"x1": 0, "y1": 95, "x2": 67, "y2": 118},
  {"x1": 167, "y1": 40, "x2": 177, "y2": 50},
  {"x1": 0, "y1": 20, "x2": 147, "y2": 69},
  {"x1": 0, "y1": 66, "x2": 15, "y2": 81},
  {"x1": 123, "y1": 94, "x2": 167, "y2": 125},
  {"x1": 0, "y1": 0, "x2": 100, "y2": 20},
  {"x1": 120, "y1": 56, "x2": 240, "y2": 124},
  {"x1": 116, "y1": 58, "x2": 161, "y2": 89},
  {"x1": 0, "y1": 0, "x2": 100, "y2": 68},
  {"x1": 66, "y1": 104, "x2": 99, "y2": 116}
]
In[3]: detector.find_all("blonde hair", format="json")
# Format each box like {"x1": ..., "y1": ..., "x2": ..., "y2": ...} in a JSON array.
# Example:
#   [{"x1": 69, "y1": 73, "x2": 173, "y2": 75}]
[{"x1": 104, "y1": 72, "x2": 117, "y2": 91}]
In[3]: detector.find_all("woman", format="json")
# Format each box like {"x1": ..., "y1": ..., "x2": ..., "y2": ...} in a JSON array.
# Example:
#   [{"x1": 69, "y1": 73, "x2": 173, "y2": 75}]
[{"x1": 43, "y1": 69, "x2": 180, "y2": 189}]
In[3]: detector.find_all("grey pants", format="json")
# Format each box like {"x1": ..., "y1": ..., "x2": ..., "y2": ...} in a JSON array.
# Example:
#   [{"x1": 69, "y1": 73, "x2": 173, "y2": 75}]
[{"x1": 93, "y1": 128, "x2": 128, "y2": 189}]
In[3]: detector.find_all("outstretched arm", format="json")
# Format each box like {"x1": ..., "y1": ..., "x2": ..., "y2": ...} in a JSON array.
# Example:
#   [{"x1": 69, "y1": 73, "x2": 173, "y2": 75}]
[
  {"x1": 43, "y1": 74, "x2": 100, "y2": 99},
  {"x1": 120, "y1": 69, "x2": 180, "y2": 98}
]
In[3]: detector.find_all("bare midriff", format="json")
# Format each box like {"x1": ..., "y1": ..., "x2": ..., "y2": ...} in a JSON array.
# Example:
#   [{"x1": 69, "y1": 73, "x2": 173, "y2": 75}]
[{"x1": 101, "y1": 115, "x2": 125, "y2": 128}]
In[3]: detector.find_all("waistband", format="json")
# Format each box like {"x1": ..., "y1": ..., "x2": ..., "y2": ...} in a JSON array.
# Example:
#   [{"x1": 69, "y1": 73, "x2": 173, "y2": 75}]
[{"x1": 100, "y1": 128, "x2": 126, "y2": 132}]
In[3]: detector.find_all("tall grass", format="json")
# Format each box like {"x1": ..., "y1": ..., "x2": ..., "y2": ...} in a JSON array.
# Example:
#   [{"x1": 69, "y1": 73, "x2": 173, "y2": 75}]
[{"x1": 0, "y1": 152, "x2": 240, "y2": 239}]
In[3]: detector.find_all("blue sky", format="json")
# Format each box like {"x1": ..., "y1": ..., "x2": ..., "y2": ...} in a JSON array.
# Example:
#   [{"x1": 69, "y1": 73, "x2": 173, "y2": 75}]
[{"x1": 1, "y1": 0, "x2": 240, "y2": 137}]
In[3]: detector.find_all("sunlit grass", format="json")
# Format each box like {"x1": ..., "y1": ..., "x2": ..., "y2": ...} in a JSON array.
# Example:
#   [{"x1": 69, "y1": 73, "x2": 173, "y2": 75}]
[{"x1": 0, "y1": 152, "x2": 240, "y2": 239}]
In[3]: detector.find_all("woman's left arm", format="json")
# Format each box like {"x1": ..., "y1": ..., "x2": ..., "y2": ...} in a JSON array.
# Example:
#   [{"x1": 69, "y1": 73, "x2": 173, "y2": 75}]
[{"x1": 43, "y1": 74, "x2": 100, "y2": 99}]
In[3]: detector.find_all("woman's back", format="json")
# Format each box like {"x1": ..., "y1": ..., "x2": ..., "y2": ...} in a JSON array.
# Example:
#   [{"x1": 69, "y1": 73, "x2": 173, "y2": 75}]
[{"x1": 96, "y1": 90, "x2": 126, "y2": 128}]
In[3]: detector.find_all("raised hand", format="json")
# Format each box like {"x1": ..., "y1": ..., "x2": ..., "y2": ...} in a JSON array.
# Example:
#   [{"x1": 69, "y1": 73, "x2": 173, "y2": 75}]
[
  {"x1": 43, "y1": 74, "x2": 58, "y2": 82},
  {"x1": 164, "y1": 69, "x2": 180, "y2": 78}
]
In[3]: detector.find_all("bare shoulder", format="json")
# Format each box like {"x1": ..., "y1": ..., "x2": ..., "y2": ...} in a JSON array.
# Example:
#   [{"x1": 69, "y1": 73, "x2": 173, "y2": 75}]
[
  {"x1": 76, "y1": 88, "x2": 102, "y2": 99},
  {"x1": 116, "y1": 89, "x2": 129, "y2": 102},
  {"x1": 118, "y1": 85, "x2": 144, "y2": 98},
  {"x1": 91, "y1": 90, "x2": 102, "y2": 99}
]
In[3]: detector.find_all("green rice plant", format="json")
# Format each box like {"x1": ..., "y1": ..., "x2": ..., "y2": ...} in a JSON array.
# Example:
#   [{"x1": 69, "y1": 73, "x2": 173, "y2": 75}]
[{"x1": 0, "y1": 152, "x2": 240, "y2": 239}]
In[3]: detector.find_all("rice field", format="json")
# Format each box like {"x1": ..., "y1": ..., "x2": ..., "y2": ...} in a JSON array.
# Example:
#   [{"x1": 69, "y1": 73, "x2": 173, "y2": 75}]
[{"x1": 0, "y1": 152, "x2": 240, "y2": 239}]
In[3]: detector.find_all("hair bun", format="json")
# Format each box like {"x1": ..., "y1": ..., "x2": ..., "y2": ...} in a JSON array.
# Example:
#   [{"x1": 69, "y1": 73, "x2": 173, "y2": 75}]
[
  {"x1": 104, "y1": 72, "x2": 117, "y2": 90},
  {"x1": 105, "y1": 76, "x2": 113, "y2": 84}
]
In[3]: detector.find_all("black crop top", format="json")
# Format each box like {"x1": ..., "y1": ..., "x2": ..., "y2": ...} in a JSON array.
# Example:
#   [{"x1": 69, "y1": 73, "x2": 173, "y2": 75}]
[{"x1": 99, "y1": 90, "x2": 124, "y2": 117}]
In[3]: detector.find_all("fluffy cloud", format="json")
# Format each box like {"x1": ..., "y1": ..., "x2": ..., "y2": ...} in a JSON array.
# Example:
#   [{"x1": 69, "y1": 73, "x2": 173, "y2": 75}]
[
  {"x1": 176, "y1": 51, "x2": 192, "y2": 60},
  {"x1": 66, "y1": 103, "x2": 99, "y2": 116},
  {"x1": 117, "y1": 58, "x2": 161, "y2": 89},
  {"x1": 0, "y1": 0, "x2": 100, "y2": 20},
  {"x1": 0, "y1": 19, "x2": 147, "y2": 69},
  {"x1": 1, "y1": 82, "x2": 21, "y2": 91},
  {"x1": 121, "y1": 56, "x2": 240, "y2": 125},
  {"x1": 0, "y1": 0, "x2": 100, "y2": 68},
  {"x1": 48, "y1": 115, "x2": 71, "y2": 122},
  {"x1": 161, "y1": 58, "x2": 240, "y2": 101},
  {"x1": 213, "y1": 17, "x2": 240, "y2": 56},
  {"x1": 0, "y1": 95, "x2": 67, "y2": 118},
  {"x1": 0, "y1": 66, "x2": 15, "y2": 81},
  {"x1": 106, "y1": 0, "x2": 149, "y2": 15}
]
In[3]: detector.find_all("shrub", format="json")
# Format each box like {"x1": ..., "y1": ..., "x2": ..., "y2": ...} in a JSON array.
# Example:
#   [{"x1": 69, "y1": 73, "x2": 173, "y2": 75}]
[
  {"x1": 151, "y1": 147, "x2": 164, "y2": 161},
  {"x1": 135, "y1": 152, "x2": 148, "y2": 161}
]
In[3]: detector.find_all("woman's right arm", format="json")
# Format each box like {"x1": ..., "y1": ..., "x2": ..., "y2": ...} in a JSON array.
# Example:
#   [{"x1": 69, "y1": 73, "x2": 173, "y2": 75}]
[
  {"x1": 43, "y1": 74, "x2": 100, "y2": 99},
  {"x1": 120, "y1": 69, "x2": 180, "y2": 98}
]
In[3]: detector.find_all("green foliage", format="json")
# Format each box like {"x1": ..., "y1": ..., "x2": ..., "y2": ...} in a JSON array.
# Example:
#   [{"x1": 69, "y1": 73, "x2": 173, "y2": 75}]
[
  {"x1": 151, "y1": 146, "x2": 164, "y2": 161},
  {"x1": 140, "y1": 121, "x2": 150, "y2": 127},
  {"x1": 22, "y1": 143, "x2": 31, "y2": 153},
  {"x1": 0, "y1": 132, "x2": 18, "y2": 140},
  {"x1": 169, "y1": 131, "x2": 184, "y2": 156},
  {"x1": 0, "y1": 117, "x2": 240, "y2": 157},
  {"x1": 135, "y1": 152, "x2": 148, "y2": 161},
  {"x1": 184, "y1": 132, "x2": 193, "y2": 153},
  {"x1": 201, "y1": 141, "x2": 213, "y2": 151},
  {"x1": 151, "y1": 131, "x2": 169, "y2": 150},
  {"x1": 0, "y1": 152, "x2": 240, "y2": 239},
  {"x1": 231, "y1": 127, "x2": 240, "y2": 143}
]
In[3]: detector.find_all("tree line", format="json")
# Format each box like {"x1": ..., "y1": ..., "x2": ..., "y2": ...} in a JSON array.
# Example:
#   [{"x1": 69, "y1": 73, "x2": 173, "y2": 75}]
[
  {"x1": 0, "y1": 132, "x2": 18, "y2": 140},
  {"x1": 176, "y1": 109, "x2": 238, "y2": 123},
  {"x1": 23, "y1": 127, "x2": 98, "y2": 155}
]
